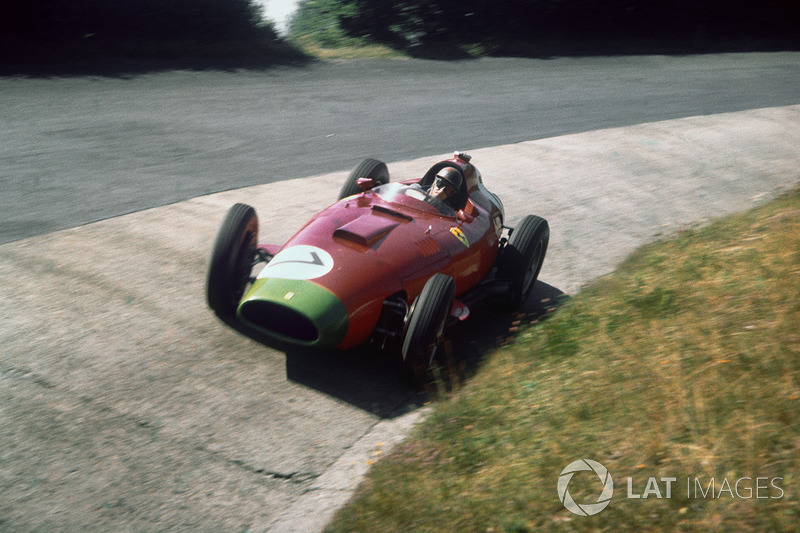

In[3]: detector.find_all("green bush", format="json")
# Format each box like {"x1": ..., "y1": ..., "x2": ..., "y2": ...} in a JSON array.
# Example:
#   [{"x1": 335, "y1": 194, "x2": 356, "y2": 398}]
[{"x1": 289, "y1": 0, "x2": 800, "y2": 57}]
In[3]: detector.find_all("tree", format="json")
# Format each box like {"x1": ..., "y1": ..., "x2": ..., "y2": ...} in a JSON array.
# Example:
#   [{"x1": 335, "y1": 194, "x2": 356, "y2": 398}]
[{"x1": 290, "y1": 0, "x2": 800, "y2": 56}]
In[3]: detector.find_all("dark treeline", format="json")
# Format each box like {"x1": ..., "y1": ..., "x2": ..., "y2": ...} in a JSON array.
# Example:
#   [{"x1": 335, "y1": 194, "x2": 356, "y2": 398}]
[
  {"x1": 2, "y1": 0, "x2": 264, "y2": 43},
  {"x1": 3, "y1": 0, "x2": 798, "y2": 71},
  {"x1": 0, "y1": 0, "x2": 303, "y2": 71},
  {"x1": 294, "y1": 0, "x2": 800, "y2": 56}
]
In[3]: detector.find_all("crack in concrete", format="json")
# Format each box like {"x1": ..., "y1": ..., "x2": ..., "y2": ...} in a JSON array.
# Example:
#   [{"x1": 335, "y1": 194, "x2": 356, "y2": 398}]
[
  {"x1": 226, "y1": 458, "x2": 320, "y2": 484},
  {"x1": 0, "y1": 363, "x2": 316, "y2": 493},
  {"x1": 267, "y1": 407, "x2": 431, "y2": 532},
  {"x1": 0, "y1": 362, "x2": 56, "y2": 389}
]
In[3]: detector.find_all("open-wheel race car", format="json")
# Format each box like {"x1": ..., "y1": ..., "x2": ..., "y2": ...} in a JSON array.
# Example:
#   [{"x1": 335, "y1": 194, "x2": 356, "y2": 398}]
[{"x1": 206, "y1": 152, "x2": 549, "y2": 382}]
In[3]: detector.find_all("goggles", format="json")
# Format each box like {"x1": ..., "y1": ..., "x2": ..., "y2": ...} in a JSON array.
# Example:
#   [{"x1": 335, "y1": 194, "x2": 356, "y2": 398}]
[{"x1": 433, "y1": 176, "x2": 456, "y2": 193}]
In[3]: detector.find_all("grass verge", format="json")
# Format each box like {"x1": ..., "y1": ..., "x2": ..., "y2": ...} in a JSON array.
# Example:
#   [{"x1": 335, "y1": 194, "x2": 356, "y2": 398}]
[
  {"x1": 327, "y1": 187, "x2": 800, "y2": 532},
  {"x1": 288, "y1": 36, "x2": 407, "y2": 60}
]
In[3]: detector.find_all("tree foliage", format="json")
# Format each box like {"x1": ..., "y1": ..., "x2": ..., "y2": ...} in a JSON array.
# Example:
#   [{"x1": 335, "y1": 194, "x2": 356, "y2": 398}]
[
  {"x1": 0, "y1": 0, "x2": 302, "y2": 69},
  {"x1": 2, "y1": 0, "x2": 270, "y2": 44},
  {"x1": 291, "y1": 0, "x2": 800, "y2": 55},
  {"x1": 289, "y1": 0, "x2": 362, "y2": 47}
]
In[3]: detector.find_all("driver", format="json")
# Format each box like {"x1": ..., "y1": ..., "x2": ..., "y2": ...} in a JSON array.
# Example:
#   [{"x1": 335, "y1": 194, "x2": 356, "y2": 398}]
[{"x1": 428, "y1": 167, "x2": 463, "y2": 206}]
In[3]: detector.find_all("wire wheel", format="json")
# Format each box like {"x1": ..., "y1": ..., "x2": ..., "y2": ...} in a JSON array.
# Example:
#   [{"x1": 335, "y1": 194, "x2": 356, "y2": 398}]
[{"x1": 401, "y1": 273, "x2": 457, "y2": 385}]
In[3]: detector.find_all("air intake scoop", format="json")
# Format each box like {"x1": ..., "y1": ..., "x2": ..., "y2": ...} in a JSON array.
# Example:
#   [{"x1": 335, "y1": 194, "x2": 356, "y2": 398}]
[{"x1": 333, "y1": 215, "x2": 399, "y2": 247}]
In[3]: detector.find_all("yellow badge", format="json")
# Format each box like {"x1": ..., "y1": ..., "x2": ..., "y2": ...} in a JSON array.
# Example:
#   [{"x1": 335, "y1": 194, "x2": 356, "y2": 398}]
[{"x1": 450, "y1": 227, "x2": 469, "y2": 247}]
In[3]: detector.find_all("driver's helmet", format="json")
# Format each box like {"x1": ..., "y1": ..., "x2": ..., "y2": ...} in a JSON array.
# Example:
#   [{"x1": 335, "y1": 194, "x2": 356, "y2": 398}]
[{"x1": 429, "y1": 167, "x2": 463, "y2": 202}]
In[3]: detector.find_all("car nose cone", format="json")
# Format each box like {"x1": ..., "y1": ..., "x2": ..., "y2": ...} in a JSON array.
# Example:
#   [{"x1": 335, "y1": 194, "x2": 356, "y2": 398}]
[{"x1": 237, "y1": 278, "x2": 349, "y2": 349}]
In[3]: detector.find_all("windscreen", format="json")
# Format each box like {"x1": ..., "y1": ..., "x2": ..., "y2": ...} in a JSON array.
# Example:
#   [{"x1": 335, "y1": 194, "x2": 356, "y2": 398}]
[{"x1": 374, "y1": 183, "x2": 455, "y2": 217}]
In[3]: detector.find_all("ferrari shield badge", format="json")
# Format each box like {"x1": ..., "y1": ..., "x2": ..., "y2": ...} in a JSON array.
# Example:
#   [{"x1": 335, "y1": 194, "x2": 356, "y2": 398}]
[{"x1": 450, "y1": 227, "x2": 469, "y2": 248}]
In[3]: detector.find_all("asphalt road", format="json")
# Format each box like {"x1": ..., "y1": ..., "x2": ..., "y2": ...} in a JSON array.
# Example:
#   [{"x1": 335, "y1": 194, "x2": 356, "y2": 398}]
[{"x1": 2, "y1": 53, "x2": 800, "y2": 244}]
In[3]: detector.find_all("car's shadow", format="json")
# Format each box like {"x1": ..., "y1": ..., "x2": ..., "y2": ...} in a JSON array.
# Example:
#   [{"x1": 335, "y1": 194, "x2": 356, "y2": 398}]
[
  {"x1": 221, "y1": 280, "x2": 567, "y2": 419},
  {"x1": 266, "y1": 281, "x2": 566, "y2": 418}
]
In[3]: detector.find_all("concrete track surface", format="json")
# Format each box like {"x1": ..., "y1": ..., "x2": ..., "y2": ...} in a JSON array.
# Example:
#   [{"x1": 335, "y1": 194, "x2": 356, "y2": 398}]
[
  {"x1": 2, "y1": 53, "x2": 800, "y2": 245},
  {"x1": 1, "y1": 106, "x2": 799, "y2": 531}
]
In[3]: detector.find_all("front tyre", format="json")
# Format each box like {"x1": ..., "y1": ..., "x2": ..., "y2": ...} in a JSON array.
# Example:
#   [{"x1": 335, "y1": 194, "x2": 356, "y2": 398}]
[
  {"x1": 206, "y1": 203, "x2": 258, "y2": 317},
  {"x1": 338, "y1": 158, "x2": 389, "y2": 200},
  {"x1": 401, "y1": 273, "x2": 457, "y2": 384},
  {"x1": 498, "y1": 215, "x2": 549, "y2": 309}
]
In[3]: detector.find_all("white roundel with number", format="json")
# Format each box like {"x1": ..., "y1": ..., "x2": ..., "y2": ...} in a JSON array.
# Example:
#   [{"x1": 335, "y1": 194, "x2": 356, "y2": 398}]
[{"x1": 257, "y1": 245, "x2": 334, "y2": 280}]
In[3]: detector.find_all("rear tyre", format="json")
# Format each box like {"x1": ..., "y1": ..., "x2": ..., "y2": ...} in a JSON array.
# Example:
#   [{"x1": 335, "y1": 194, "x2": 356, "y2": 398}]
[
  {"x1": 338, "y1": 158, "x2": 389, "y2": 200},
  {"x1": 401, "y1": 273, "x2": 457, "y2": 385},
  {"x1": 206, "y1": 203, "x2": 258, "y2": 317},
  {"x1": 498, "y1": 215, "x2": 549, "y2": 309}
]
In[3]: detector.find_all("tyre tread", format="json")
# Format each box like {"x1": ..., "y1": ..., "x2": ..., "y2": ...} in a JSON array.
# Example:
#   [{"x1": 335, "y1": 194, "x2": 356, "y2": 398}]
[
  {"x1": 402, "y1": 273, "x2": 456, "y2": 366},
  {"x1": 338, "y1": 158, "x2": 389, "y2": 200},
  {"x1": 499, "y1": 215, "x2": 549, "y2": 308},
  {"x1": 206, "y1": 203, "x2": 258, "y2": 316}
]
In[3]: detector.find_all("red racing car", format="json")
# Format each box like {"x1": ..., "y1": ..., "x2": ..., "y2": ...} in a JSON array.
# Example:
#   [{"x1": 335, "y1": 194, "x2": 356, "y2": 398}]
[{"x1": 206, "y1": 152, "x2": 549, "y2": 380}]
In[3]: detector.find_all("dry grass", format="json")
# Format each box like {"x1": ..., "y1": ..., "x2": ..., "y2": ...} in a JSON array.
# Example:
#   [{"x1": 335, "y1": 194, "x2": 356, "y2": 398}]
[
  {"x1": 290, "y1": 36, "x2": 407, "y2": 60},
  {"x1": 327, "y1": 187, "x2": 800, "y2": 532}
]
